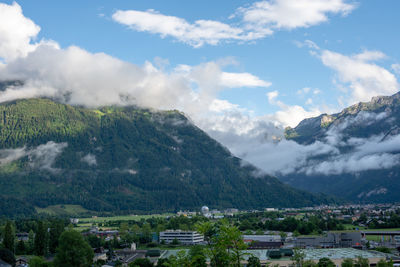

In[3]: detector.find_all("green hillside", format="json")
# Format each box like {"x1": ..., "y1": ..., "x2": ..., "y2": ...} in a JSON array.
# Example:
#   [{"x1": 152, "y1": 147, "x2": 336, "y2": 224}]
[{"x1": 0, "y1": 98, "x2": 331, "y2": 217}]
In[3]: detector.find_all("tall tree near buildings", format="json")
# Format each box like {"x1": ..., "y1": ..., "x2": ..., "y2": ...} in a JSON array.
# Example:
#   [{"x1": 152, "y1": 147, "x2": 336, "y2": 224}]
[
  {"x1": 54, "y1": 229, "x2": 94, "y2": 267},
  {"x1": 16, "y1": 240, "x2": 26, "y2": 255},
  {"x1": 3, "y1": 221, "x2": 15, "y2": 253},
  {"x1": 34, "y1": 221, "x2": 47, "y2": 256},
  {"x1": 27, "y1": 230, "x2": 35, "y2": 254},
  {"x1": 218, "y1": 221, "x2": 247, "y2": 267},
  {"x1": 49, "y1": 220, "x2": 65, "y2": 254}
]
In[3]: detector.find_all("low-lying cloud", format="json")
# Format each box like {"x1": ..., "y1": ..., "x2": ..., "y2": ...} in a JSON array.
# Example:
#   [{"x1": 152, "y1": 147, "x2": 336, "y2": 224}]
[{"x1": 0, "y1": 141, "x2": 68, "y2": 172}]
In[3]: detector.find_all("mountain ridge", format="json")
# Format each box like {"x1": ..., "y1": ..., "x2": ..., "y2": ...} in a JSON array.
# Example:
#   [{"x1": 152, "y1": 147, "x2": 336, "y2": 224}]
[
  {"x1": 281, "y1": 91, "x2": 400, "y2": 203},
  {"x1": 0, "y1": 97, "x2": 333, "y2": 217}
]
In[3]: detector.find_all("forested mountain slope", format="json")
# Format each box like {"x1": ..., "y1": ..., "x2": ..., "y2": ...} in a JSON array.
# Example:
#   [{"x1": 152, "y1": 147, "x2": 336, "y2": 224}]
[{"x1": 0, "y1": 98, "x2": 330, "y2": 217}]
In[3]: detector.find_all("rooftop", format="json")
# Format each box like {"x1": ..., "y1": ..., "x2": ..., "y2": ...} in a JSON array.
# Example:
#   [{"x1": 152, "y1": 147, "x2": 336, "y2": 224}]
[{"x1": 161, "y1": 248, "x2": 386, "y2": 262}]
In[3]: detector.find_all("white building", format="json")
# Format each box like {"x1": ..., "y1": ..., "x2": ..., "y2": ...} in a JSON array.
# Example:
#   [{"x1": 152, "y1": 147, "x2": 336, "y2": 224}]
[{"x1": 160, "y1": 230, "x2": 204, "y2": 245}]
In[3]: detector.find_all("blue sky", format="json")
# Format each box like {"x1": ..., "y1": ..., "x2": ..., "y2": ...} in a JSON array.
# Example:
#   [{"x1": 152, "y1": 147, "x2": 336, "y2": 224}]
[
  {"x1": 3, "y1": 0, "x2": 400, "y2": 120},
  {"x1": 1, "y1": 0, "x2": 400, "y2": 175}
]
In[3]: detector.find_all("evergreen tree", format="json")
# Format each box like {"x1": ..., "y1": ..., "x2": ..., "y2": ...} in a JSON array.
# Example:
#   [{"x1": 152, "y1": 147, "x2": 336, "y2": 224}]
[
  {"x1": 49, "y1": 220, "x2": 65, "y2": 254},
  {"x1": 16, "y1": 240, "x2": 26, "y2": 255},
  {"x1": 27, "y1": 229, "x2": 35, "y2": 254},
  {"x1": 34, "y1": 221, "x2": 47, "y2": 256},
  {"x1": 2, "y1": 221, "x2": 15, "y2": 253},
  {"x1": 54, "y1": 229, "x2": 94, "y2": 267}
]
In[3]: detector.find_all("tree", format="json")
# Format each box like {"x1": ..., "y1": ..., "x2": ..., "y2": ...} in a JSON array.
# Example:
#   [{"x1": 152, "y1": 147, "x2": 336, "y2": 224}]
[
  {"x1": 377, "y1": 259, "x2": 391, "y2": 267},
  {"x1": 189, "y1": 246, "x2": 207, "y2": 267},
  {"x1": 0, "y1": 248, "x2": 15, "y2": 266},
  {"x1": 247, "y1": 255, "x2": 261, "y2": 267},
  {"x1": 303, "y1": 260, "x2": 317, "y2": 267},
  {"x1": 16, "y1": 240, "x2": 26, "y2": 255},
  {"x1": 27, "y1": 230, "x2": 35, "y2": 254},
  {"x1": 34, "y1": 221, "x2": 47, "y2": 256},
  {"x1": 128, "y1": 258, "x2": 153, "y2": 267},
  {"x1": 49, "y1": 220, "x2": 65, "y2": 254},
  {"x1": 342, "y1": 258, "x2": 354, "y2": 267},
  {"x1": 354, "y1": 256, "x2": 369, "y2": 267},
  {"x1": 292, "y1": 249, "x2": 305, "y2": 267},
  {"x1": 317, "y1": 257, "x2": 335, "y2": 267},
  {"x1": 29, "y1": 256, "x2": 51, "y2": 267},
  {"x1": 3, "y1": 221, "x2": 15, "y2": 253},
  {"x1": 54, "y1": 230, "x2": 94, "y2": 267},
  {"x1": 171, "y1": 238, "x2": 180, "y2": 245},
  {"x1": 218, "y1": 221, "x2": 248, "y2": 267}
]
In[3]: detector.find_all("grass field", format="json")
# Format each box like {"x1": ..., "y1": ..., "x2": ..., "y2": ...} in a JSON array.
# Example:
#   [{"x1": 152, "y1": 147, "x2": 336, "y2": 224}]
[
  {"x1": 79, "y1": 213, "x2": 174, "y2": 223},
  {"x1": 35, "y1": 205, "x2": 93, "y2": 217}
]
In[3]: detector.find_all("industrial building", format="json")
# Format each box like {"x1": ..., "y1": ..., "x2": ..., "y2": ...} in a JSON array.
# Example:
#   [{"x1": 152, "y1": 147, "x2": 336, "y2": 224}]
[
  {"x1": 160, "y1": 248, "x2": 392, "y2": 267},
  {"x1": 294, "y1": 232, "x2": 362, "y2": 248},
  {"x1": 159, "y1": 230, "x2": 204, "y2": 245}
]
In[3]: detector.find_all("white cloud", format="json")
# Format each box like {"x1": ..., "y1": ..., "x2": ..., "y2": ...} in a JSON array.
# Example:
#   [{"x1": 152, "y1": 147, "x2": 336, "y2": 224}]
[
  {"x1": 112, "y1": 9, "x2": 248, "y2": 47},
  {"x1": 320, "y1": 49, "x2": 399, "y2": 104},
  {"x1": 240, "y1": 0, "x2": 355, "y2": 30},
  {"x1": 0, "y1": 141, "x2": 67, "y2": 172},
  {"x1": 220, "y1": 72, "x2": 271, "y2": 88},
  {"x1": 269, "y1": 104, "x2": 322, "y2": 127},
  {"x1": 81, "y1": 153, "x2": 97, "y2": 166},
  {"x1": 297, "y1": 87, "x2": 311, "y2": 95},
  {"x1": 112, "y1": 0, "x2": 356, "y2": 47},
  {"x1": 0, "y1": 146, "x2": 27, "y2": 166},
  {"x1": 0, "y1": 2, "x2": 40, "y2": 62},
  {"x1": 266, "y1": 90, "x2": 324, "y2": 127},
  {"x1": 267, "y1": 90, "x2": 279, "y2": 103},
  {"x1": 28, "y1": 141, "x2": 68, "y2": 172}
]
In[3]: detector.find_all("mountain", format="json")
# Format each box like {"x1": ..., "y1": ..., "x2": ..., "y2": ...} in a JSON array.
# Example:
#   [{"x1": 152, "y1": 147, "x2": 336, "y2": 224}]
[
  {"x1": 0, "y1": 98, "x2": 331, "y2": 217},
  {"x1": 282, "y1": 92, "x2": 400, "y2": 203}
]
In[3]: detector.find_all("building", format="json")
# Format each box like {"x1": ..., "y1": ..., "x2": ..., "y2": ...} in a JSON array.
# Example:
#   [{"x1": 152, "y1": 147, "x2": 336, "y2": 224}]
[
  {"x1": 159, "y1": 230, "x2": 204, "y2": 245},
  {"x1": 160, "y1": 248, "x2": 392, "y2": 267},
  {"x1": 294, "y1": 232, "x2": 362, "y2": 248},
  {"x1": 16, "y1": 233, "x2": 29, "y2": 241}
]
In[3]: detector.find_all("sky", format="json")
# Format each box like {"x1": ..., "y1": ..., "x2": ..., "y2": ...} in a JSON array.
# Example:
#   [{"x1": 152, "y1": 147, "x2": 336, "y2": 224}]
[{"x1": 1, "y1": 0, "x2": 400, "y2": 177}]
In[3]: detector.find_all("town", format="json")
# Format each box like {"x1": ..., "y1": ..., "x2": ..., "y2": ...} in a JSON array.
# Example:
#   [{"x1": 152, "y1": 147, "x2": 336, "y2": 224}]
[{"x1": 2, "y1": 203, "x2": 400, "y2": 266}]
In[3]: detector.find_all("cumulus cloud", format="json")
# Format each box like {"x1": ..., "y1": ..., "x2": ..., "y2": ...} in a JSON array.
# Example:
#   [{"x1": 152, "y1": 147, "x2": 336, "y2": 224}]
[
  {"x1": 0, "y1": 2, "x2": 40, "y2": 62},
  {"x1": 239, "y1": 0, "x2": 354, "y2": 30},
  {"x1": 0, "y1": 141, "x2": 67, "y2": 172},
  {"x1": 112, "y1": 0, "x2": 355, "y2": 47},
  {"x1": 320, "y1": 49, "x2": 399, "y2": 105},
  {"x1": 266, "y1": 90, "x2": 324, "y2": 127}
]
